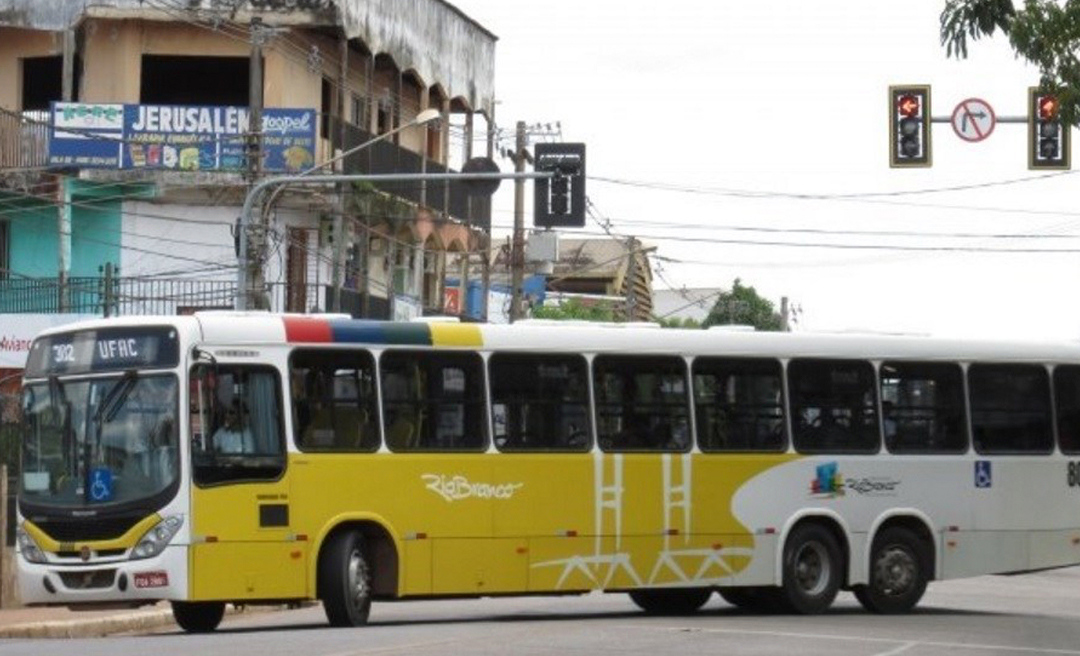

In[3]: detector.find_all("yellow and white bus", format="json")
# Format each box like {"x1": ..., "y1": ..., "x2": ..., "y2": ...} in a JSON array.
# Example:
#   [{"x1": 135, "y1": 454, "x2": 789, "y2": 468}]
[{"x1": 16, "y1": 313, "x2": 1080, "y2": 631}]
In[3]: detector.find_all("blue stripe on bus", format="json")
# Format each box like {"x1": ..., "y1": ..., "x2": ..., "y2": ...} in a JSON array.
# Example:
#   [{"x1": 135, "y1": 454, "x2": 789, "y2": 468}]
[{"x1": 327, "y1": 320, "x2": 432, "y2": 346}]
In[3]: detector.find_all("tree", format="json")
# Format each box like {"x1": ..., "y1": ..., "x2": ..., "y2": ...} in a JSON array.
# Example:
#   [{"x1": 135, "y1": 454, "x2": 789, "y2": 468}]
[
  {"x1": 941, "y1": 0, "x2": 1080, "y2": 126},
  {"x1": 656, "y1": 316, "x2": 702, "y2": 329},
  {"x1": 531, "y1": 297, "x2": 618, "y2": 322},
  {"x1": 703, "y1": 279, "x2": 783, "y2": 331}
]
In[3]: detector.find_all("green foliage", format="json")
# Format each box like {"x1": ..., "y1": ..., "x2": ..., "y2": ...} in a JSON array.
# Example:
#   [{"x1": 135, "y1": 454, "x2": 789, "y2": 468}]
[
  {"x1": 703, "y1": 279, "x2": 783, "y2": 331},
  {"x1": 941, "y1": 0, "x2": 1080, "y2": 126},
  {"x1": 531, "y1": 298, "x2": 619, "y2": 322},
  {"x1": 656, "y1": 316, "x2": 702, "y2": 329}
]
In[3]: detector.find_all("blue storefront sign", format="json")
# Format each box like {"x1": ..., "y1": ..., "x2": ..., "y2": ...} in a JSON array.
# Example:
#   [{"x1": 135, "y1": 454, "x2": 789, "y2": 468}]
[{"x1": 48, "y1": 103, "x2": 316, "y2": 173}]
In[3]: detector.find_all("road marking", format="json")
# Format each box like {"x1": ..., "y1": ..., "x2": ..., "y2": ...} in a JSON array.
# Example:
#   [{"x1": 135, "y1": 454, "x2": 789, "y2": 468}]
[
  {"x1": 873, "y1": 641, "x2": 919, "y2": 656},
  {"x1": 628, "y1": 625, "x2": 1080, "y2": 655}
]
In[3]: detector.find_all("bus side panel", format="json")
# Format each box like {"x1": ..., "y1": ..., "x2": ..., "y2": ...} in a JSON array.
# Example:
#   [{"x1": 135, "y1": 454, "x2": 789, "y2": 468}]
[
  {"x1": 402, "y1": 540, "x2": 432, "y2": 595},
  {"x1": 431, "y1": 538, "x2": 528, "y2": 594},
  {"x1": 941, "y1": 530, "x2": 1028, "y2": 579},
  {"x1": 190, "y1": 479, "x2": 308, "y2": 601},
  {"x1": 190, "y1": 542, "x2": 307, "y2": 600},
  {"x1": 1028, "y1": 529, "x2": 1080, "y2": 571}
]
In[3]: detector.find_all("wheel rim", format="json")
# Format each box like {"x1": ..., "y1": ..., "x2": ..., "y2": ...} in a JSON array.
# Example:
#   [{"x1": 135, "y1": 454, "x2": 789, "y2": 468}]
[
  {"x1": 793, "y1": 541, "x2": 831, "y2": 596},
  {"x1": 873, "y1": 545, "x2": 917, "y2": 597},
  {"x1": 347, "y1": 547, "x2": 369, "y2": 612}
]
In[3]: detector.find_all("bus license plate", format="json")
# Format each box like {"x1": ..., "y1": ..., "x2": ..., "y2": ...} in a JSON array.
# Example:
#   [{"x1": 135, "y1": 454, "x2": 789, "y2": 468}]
[{"x1": 133, "y1": 571, "x2": 169, "y2": 588}]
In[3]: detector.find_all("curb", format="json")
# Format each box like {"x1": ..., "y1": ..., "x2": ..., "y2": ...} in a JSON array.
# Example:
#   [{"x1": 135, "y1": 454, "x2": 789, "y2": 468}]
[{"x1": 0, "y1": 608, "x2": 175, "y2": 639}]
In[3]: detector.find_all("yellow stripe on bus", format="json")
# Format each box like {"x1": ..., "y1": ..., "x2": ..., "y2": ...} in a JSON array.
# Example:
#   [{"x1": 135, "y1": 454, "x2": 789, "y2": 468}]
[{"x1": 429, "y1": 324, "x2": 484, "y2": 348}]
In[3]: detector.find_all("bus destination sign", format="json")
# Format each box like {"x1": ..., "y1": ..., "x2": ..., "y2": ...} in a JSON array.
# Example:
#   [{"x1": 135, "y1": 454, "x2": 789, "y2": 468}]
[{"x1": 25, "y1": 327, "x2": 180, "y2": 377}]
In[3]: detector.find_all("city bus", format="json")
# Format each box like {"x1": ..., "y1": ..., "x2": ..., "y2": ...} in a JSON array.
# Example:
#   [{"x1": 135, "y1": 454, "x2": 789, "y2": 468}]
[{"x1": 15, "y1": 312, "x2": 1080, "y2": 632}]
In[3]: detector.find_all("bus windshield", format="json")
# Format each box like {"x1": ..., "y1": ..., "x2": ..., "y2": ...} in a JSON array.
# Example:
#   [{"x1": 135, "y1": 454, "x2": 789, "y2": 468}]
[{"x1": 20, "y1": 374, "x2": 179, "y2": 508}]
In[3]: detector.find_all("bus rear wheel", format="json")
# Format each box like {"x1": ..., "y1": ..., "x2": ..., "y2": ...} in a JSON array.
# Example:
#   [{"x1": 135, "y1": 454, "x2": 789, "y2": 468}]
[
  {"x1": 780, "y1": 523, "x2": 842, "y2": 614},
  {"x1": 854, "y1": 526, "x2": 929, "y2": 614},
  {"x1": 628, "y1": 588, "x2": 712, "y2": 615},
  {"x1": 319, "y1": 530, "x2": 372, "y2": 627},
  {"x1": 171, "y1": 601, "x2": 225, "y2": 633}
]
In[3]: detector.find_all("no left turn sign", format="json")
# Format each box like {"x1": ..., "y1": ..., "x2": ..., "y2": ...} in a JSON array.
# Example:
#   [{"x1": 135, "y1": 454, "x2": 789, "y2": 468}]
[{"x1": 951, "y1": 98, "x2": 996, "y2": 142}]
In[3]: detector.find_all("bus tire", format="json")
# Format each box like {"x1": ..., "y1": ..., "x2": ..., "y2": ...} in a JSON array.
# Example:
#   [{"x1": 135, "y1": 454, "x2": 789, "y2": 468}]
[
  {"x1": 171, "y1": 601, "x2": 225, "y2": 633},
  {"x1": 628, "y1": 587, "x2": 712, "y2": 615},
  {"x1": 854, "y1": 526, "x2": 929, "y2": 614},
  {"x1": 319, "y1": 530, "x2": 372, "y2": 627},
  {"x1": 780, "y1": 523, "x2": 842, "y2": 614}
]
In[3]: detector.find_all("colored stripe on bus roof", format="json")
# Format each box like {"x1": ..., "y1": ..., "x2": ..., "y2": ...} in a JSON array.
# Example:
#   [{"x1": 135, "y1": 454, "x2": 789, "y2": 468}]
[{"x1": 282, "y1": 317, "x2": 481, "y2": 347}]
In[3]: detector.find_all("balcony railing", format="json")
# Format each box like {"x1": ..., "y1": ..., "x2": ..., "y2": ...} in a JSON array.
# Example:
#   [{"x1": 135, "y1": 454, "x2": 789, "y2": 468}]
[
  {"x1": 0, "y1": 111, "x2": 48, "y2": 170},
  {"x1": 329, "y1": 116, "x2": 492, "y2": 229}
]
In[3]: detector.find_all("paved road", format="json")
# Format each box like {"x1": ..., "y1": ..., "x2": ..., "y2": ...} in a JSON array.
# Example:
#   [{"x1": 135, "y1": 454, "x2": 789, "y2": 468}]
[{"x1": 5, "y1": 569, "x2": 1080, "y2": 655}]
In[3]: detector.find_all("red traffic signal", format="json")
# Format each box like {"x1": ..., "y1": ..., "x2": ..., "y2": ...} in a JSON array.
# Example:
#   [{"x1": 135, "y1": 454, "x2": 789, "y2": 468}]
[
  {"x1": 1038, "y1": 95, "x2": 1058, "y2": 121},
  {"x1": 889, "y1": 85, "x2": 932, "y2": 168},
  {"x1": 1029, "y1": 87, "x2": 1070, "y2": 170},
  {"x1": 897, "y1": 95, "x2": 920, "y2": 118}
]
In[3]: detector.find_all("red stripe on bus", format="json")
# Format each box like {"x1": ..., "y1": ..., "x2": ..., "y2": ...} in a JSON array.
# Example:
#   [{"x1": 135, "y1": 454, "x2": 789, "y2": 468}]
[{"x1": 283, "y1": 317, "x2": 333, "y2": 343}]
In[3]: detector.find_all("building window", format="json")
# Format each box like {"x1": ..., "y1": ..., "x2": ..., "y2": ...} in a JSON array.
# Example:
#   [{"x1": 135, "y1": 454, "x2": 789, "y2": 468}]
[
  {"x1": 140, "y1": 55, "x2": 248, "y2": 106},
  {"x1": 22, "y1": 56, "x2": 79, "y2": 110}
]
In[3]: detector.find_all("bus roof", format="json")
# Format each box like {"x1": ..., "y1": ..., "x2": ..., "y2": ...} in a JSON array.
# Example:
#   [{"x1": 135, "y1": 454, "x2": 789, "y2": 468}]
[{"x1": 30, "y1": 313, "x2": 1080, "y2": 364}]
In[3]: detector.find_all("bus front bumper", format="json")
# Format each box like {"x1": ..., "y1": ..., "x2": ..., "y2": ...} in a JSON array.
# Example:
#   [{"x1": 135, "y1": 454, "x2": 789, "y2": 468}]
[{"x1": 17, "y1": 544, "x2": 188, "y2": 606}]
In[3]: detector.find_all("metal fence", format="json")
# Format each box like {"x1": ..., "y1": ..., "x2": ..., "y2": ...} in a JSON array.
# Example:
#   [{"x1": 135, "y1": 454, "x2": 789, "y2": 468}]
[
  {"x1": 0, "y1": 111, "x2": 48, "y2": 170},
  {"x1": 0, "y1": 276, "x2": 400, "y2": 319}
]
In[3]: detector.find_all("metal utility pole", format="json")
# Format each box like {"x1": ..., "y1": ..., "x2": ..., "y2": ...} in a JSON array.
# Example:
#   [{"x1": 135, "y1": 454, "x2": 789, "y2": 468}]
[
  {"x1": 243, "y1": 16, "x2": 267, "y2": 310},
  {"x1": 781, "y1": 296, "x2": 790, "y2": 331},
  {"x1": 57, "y1": 28, "x2": 76, "y2": 313},
  {"x1": 481, "y1": 106, "x2": 495, "y2": 322},
  {"x1": 509, "y1": 120, "x2": 526, "y2": 322},
  {"x1": 331, "y1": 34, "x2": 349, "y2": 312}
]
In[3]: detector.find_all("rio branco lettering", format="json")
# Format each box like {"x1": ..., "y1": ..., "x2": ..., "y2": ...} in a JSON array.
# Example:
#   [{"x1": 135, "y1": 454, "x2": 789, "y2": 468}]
[{"x1": 422, "y1": 474, "x2": 523, "y2": 503}]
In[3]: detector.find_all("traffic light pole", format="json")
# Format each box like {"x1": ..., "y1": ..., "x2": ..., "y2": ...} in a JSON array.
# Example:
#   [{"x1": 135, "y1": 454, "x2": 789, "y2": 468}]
[{"x1": 236, "y1": 171, "x2": 552, "y2": 311}]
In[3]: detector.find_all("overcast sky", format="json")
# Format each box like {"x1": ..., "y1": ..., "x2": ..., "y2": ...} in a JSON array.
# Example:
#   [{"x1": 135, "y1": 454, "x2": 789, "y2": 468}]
[{"x1": 450, "y1": 0, "x2": 1080, "y2": 340}]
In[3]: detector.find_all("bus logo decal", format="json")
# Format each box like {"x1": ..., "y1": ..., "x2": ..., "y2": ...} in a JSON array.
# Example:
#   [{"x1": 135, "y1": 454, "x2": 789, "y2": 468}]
[
  {"x1": 810, "y1": 462, "x2": 845, "y2": 497},
  {"x1": 975, "y1": 461, "x2": 992, "y2": 489},
  {"x1": 422, "y1": 474, "x2": 524, "y2": 502}
]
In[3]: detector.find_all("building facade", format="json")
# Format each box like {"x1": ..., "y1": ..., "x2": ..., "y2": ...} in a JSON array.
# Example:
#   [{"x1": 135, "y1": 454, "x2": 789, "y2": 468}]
[{"x1": 0, "y1": 0, "x2": 496, "y2": 319}]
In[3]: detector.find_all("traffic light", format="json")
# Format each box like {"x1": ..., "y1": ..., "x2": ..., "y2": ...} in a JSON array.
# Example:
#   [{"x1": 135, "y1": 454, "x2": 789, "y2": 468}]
[
  {"x1": 534, "y1": 143, "x2": 586, "y2": 228},
  {"x1": 1028, "y1": 88, "x2": 1070, "y2": 170},
  {"x1": 889, "y1": 85, "x2": 931, "y2": 168}
]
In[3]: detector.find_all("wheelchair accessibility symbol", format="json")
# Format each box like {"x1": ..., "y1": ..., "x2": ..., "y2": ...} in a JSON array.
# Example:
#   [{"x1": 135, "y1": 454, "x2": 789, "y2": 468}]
[
  {"x1": 89, "y1": 468, "x2": 113, "y2": 502},
  {"x1": 975, "y1": 460, "x2": 992, "y2": 489}
]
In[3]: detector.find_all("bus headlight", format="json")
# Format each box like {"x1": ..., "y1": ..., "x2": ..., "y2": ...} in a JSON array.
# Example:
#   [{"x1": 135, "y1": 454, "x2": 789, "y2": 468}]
[
  {"x1": 130, "y1": 515, "x2": 183, "y2": 560},
  {"x1": 16, "y1": 527, "x2": 47, "y2": 564}
]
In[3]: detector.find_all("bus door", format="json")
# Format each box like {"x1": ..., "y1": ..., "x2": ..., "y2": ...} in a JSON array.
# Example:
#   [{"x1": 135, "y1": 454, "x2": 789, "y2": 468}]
[{"x1": 187, "y1": 362, "x2": 307, "y2": 601}]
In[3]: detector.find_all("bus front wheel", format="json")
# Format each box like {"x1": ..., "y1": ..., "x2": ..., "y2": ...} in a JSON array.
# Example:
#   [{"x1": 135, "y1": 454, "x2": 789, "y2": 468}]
[
  {"x1": 780, "y1": 523, "x2": 842, "y2": 614},
  {"x1": 628, "y1": 588, "x2": 712, "y2": 615},
  {"x1": 853, "y1": 526, "x2": 929, "y2": 614},
  {"x1": 171, "y1": 601, "x2": 225, "y2": 633},
  {"x1": 319, "y1": 530, "x2": 372, "y2": 627}
]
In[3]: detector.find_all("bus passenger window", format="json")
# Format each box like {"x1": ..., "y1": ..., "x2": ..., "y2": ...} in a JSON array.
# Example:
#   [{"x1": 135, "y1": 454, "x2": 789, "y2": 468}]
[
  {"x1": 789, "y1": 359, "x2": 879, "y2": 454},
  {"x1": 593, "y1": 355, "x2": 690, "y2": 453},
  {"x1": 880, "y1": 361, "x2": 967, "y2": 454},
  {"x1": 970, "y1": 363, "x2": 1052, "y2": 455},
  {"x1": 380, "y1": 350, "x2": 486, "y2": 452},
  {"x1": 693, "y1": 357, "x2": 785, "y2": 452},
  {"x1": 290, "y1": 349, "x2": 380, "y2": 452},
  {"x1": 1055, "y1": 365, "x2": 1080, "y2": 454},
  {"x1": 489, "y1": 353, "x2": 591, "y2": 452}
]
